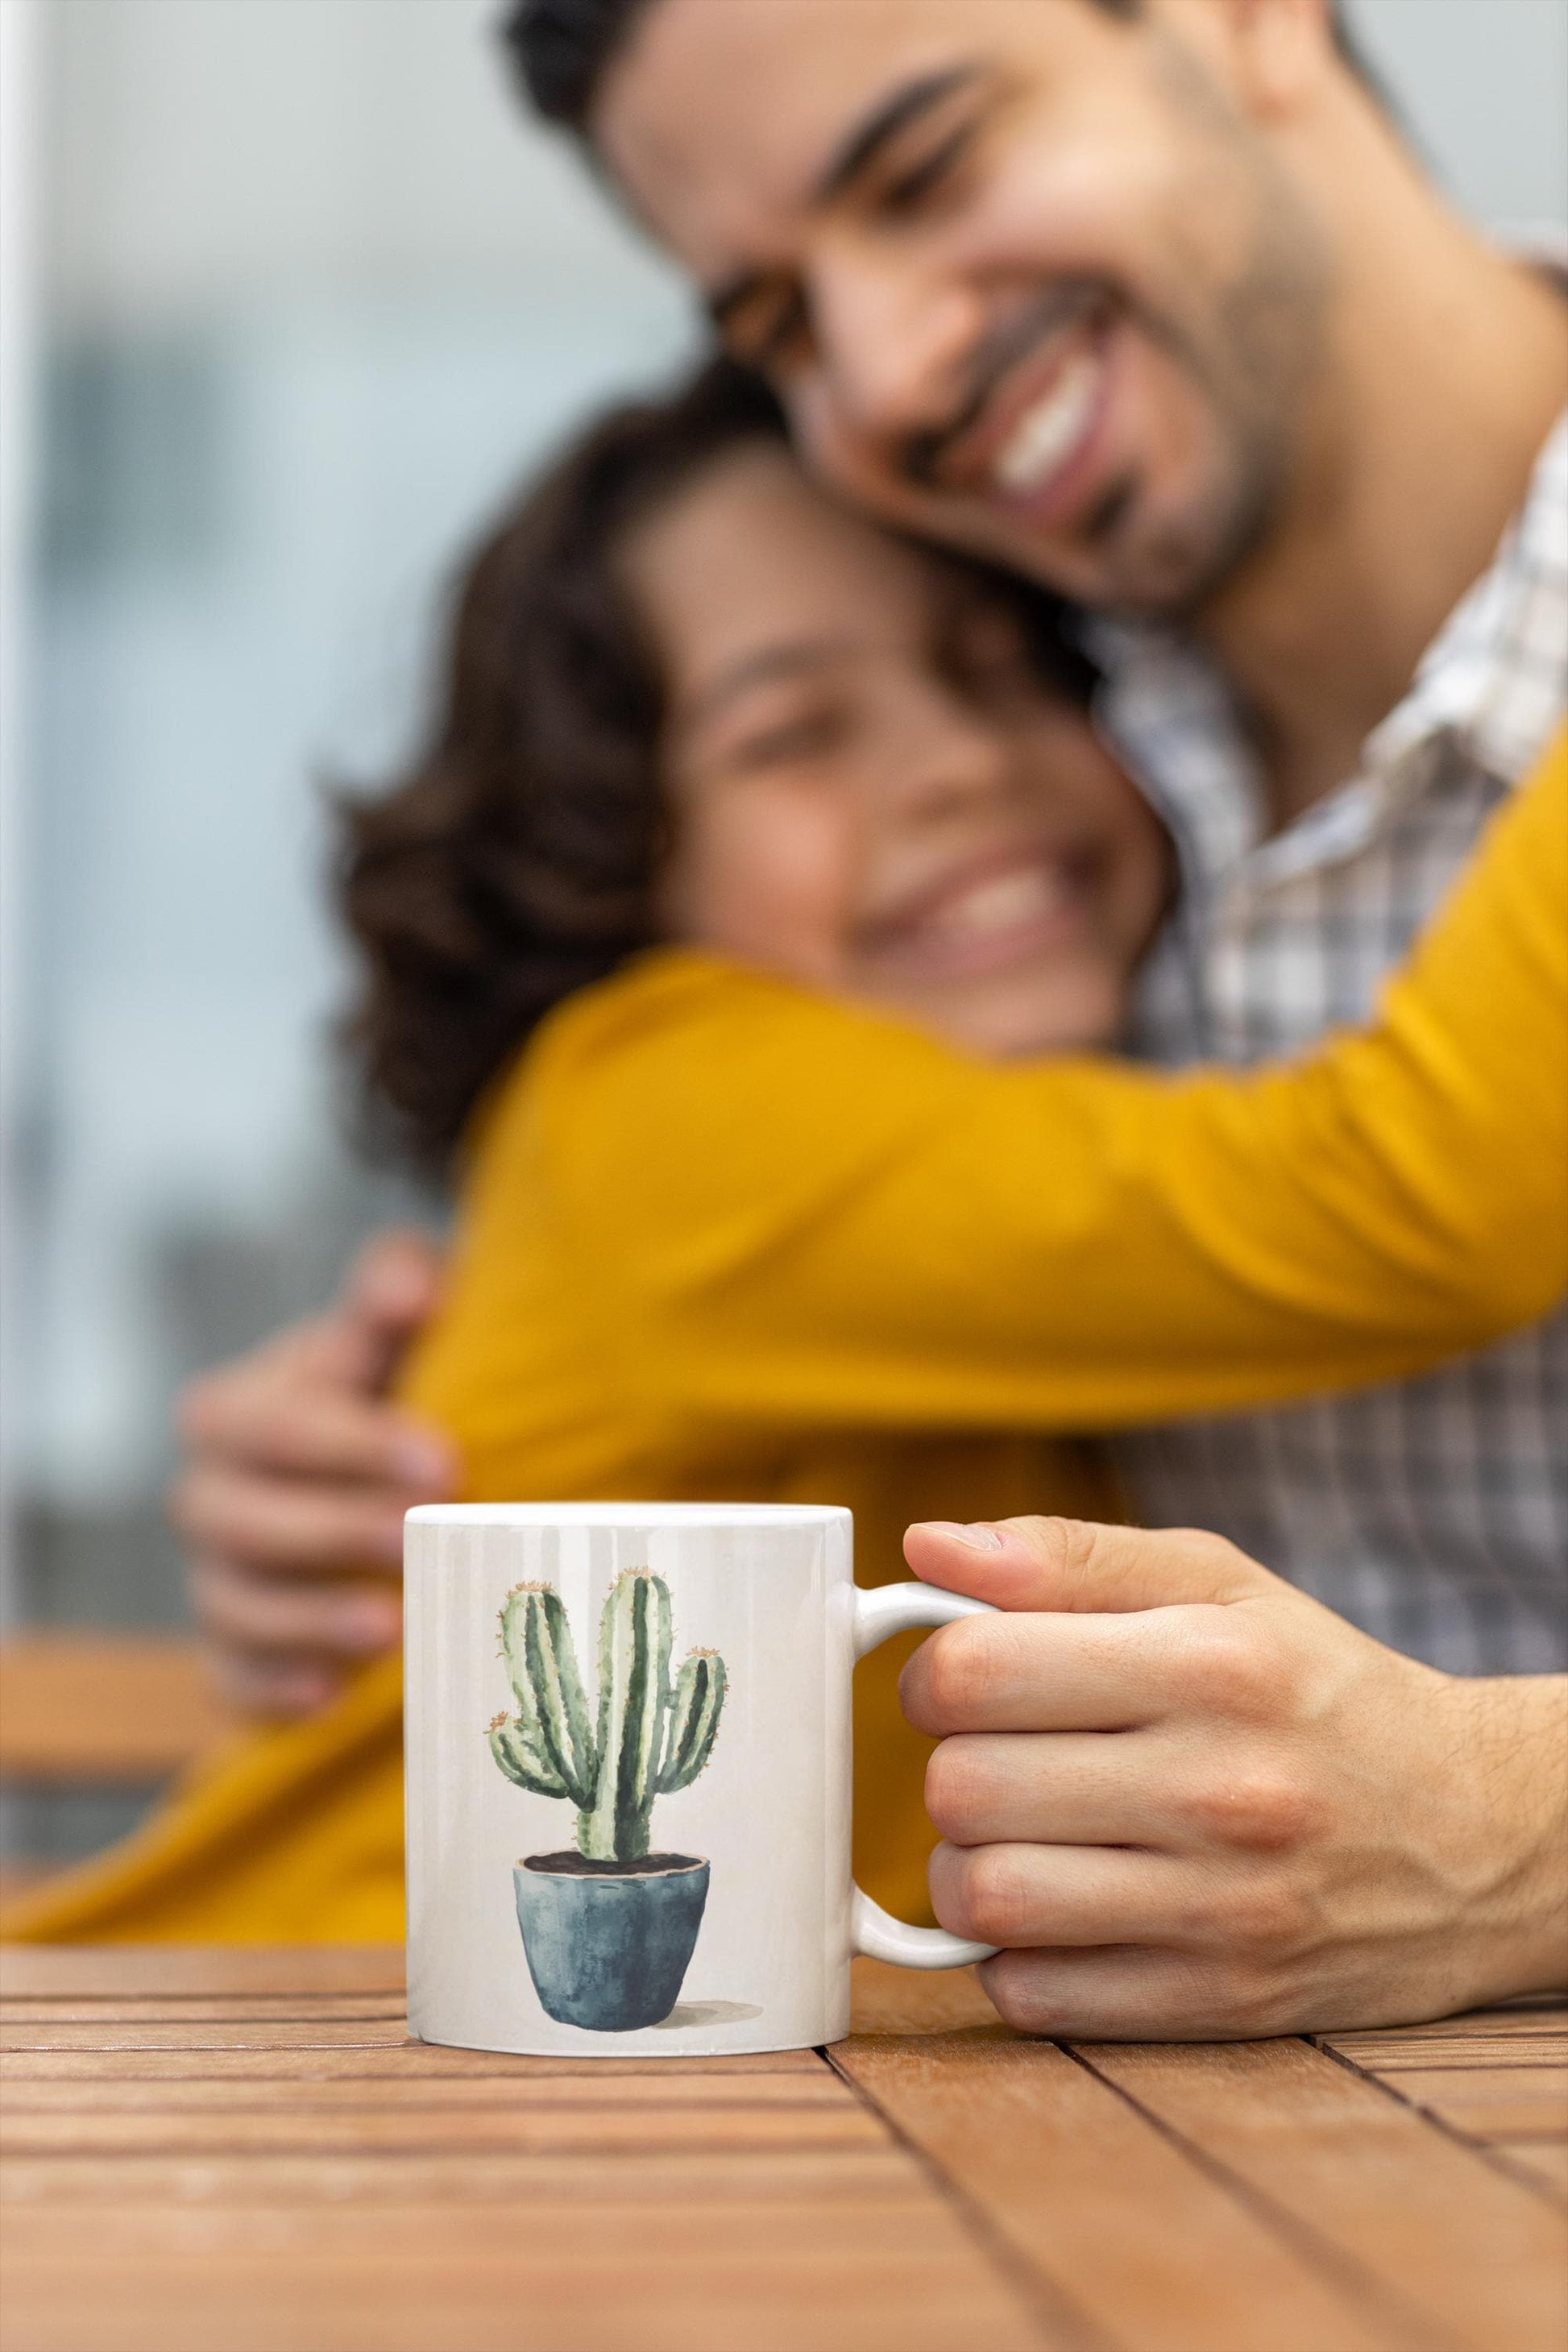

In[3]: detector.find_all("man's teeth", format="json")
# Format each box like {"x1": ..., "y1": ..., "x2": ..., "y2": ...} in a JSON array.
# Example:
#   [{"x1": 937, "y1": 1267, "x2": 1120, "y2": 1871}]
[
  {"x1": 993, "y1": 352, "x2": 1101, "y2": 496},
  {"x1": 927, "y1": 866, "x2": 1068, "y2": 939}
]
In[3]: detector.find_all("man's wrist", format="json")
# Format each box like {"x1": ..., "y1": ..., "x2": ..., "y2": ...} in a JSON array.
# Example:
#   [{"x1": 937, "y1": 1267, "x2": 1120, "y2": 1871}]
[{"x1": 1449, "y1": 1672, "x2": 1568, "y2": 2003}]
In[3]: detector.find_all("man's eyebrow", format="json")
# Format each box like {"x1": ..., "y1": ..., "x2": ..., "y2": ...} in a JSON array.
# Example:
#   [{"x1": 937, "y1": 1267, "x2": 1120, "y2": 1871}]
[
  {"x1": 704, "y1": 63, "x2": 984, "y2": 333},
  {"x1": 812, "y1": 62, "x2": 984, "y2": 205}
]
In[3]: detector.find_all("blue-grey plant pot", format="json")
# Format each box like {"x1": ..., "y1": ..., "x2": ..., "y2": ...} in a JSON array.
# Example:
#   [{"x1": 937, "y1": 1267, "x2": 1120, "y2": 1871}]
[{"x1": 513, "y1": 1852, "x2": 710, "y2": 2032}]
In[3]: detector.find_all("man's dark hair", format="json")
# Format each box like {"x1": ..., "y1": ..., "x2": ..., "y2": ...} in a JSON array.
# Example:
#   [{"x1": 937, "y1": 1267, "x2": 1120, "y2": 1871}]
[{"x1": 502, "y1": 0, "x2": 1387, "y2": 138}]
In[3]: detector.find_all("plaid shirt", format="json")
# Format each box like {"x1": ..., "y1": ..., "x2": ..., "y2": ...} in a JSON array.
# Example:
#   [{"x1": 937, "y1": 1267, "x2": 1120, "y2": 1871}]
[{"x1": 1094, "y1": 411, "x2": 1567, "y2": 1676}]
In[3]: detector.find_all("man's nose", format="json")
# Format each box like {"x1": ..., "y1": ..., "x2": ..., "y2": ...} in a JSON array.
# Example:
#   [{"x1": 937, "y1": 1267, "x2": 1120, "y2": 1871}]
[{"x1": 807, "y1": 236, "x2": 981, "y2": 458}]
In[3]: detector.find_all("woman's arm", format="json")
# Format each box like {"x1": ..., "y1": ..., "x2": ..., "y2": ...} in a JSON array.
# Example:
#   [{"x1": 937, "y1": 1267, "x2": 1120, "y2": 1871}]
[
  {"x1": 528, "y1": 729, "x2": 1566, "y2": 1433},
  {"x1": 161, "y1": 732, "x2": 1563, "y2": 1705}
]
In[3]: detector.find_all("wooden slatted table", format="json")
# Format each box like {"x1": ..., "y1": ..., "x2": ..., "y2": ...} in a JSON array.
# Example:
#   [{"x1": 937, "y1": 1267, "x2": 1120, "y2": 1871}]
[{"x1": 1, "y1": 1945, "x2": 1562, "y2": 2351}]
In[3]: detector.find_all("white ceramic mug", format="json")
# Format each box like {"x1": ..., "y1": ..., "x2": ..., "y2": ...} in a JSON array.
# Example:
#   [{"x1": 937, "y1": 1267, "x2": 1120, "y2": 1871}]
[{"x1": 404, "y1": 1503, "x2": 998, "y2": 2055}]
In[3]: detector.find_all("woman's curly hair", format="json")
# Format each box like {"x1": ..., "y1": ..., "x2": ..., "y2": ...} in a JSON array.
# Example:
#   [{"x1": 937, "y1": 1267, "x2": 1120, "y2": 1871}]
[
  {"x1": 337, "y1": 355, "x2": 1099, "y2": 1176},
  {"x1": 337, "y1": 359, "x2": 789, "y2": 1172}
]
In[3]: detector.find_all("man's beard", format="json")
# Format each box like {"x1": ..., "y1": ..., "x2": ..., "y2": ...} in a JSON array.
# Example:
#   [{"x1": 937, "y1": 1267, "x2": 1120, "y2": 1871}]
[
  {"x1": 1089, "y1": 281, "x2": 1323, "y2": 624},
  {"x1": 1110, "y1": 181, "x2": 1333, "y2": 624},
  {"x1": 1104, "y1": 30, "x2": 1335, "y2": 621}
]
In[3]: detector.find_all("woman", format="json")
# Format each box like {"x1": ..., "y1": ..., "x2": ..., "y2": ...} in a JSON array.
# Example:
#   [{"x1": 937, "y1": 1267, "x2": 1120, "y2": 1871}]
[{"x1": 8, "y1": 361, "x2": 1562, "y2": 1944}]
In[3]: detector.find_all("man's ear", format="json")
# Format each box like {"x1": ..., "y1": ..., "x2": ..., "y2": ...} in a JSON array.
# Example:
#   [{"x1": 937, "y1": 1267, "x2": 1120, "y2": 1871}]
[{"x1": 1169, "y1": 0, "x2": 1342, "y2": 119}]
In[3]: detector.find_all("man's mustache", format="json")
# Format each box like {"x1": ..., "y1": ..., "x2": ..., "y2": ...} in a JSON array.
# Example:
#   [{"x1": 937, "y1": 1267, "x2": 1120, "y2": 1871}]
[{"x1": 898, "y1": 279, "x2": 1113, "y2": 490}]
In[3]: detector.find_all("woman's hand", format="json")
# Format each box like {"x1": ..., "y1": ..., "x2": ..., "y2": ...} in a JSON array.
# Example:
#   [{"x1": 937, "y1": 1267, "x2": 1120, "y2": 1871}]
[
  {"x1": 902, "y1": 1516, "x2": 1568, "y2": 2038},
  {"x1": 169, "y1": 1230, "x2": 454, "y2": 1715}
]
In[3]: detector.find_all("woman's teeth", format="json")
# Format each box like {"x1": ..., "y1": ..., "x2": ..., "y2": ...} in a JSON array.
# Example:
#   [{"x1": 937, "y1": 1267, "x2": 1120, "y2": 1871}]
[
  {"x1": 927, "y1": 865, "x2": 1070, "y2": 940},
  {"x1": 992, "y1": 351, "x2": 1101, "y2": 498}
]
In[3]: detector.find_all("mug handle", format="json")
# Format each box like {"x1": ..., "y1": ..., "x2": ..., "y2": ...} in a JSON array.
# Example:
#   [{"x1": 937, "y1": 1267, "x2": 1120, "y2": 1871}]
[{"x1": 849, "y1": 1581, "x2": 1001, "y2": 1971}]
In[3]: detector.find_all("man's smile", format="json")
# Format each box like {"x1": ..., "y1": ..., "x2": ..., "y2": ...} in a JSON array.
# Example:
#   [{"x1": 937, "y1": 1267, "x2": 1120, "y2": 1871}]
[
  {"x1": 994, "y1": 344, "x2": 1103, "y2": 497},
  {"x1": 905, "y1": 290, "x2": 1123, "y2": 540}
]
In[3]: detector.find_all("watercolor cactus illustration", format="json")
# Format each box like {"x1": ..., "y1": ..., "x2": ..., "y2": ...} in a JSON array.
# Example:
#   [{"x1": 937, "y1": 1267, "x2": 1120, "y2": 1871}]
[{"x1": 486, "y1": 1570, "x2": 728, "y2": 2031}]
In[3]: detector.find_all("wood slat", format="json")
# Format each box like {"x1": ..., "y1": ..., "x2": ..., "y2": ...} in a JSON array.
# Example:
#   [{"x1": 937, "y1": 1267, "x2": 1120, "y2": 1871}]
[
  {"x1": 0, "y1": 2018, "x2": 414, "y2": 2052},
  {"x1": 4, "y1": 2196, "x2": 942, "y2": 2250},
  {"x1": 1363, "y1": 2064, "x2": 1568, "y2": 2143},
  {"x1": 0, "y1": 2200, "x2": 1049, "y2": 2352},
  {"x1": 1325, "y1": 2007, "x2": 1568, "y2": 2048},
  {"x1": 0, "y1": 1950, "x2": 1055, "y2": 2349},
  {"x1": 6, "y1": 1948, "x2": 1558, "y2": 2352},
  {"x1": 835, "y1": 2028, "x2": 1400, "y2": 2352},
  {"x1": 0, "y1": 2102, "x2": 890, "y2": 2157},
  {"x1": 0, "y1": 2043, "x2": 823, "y2": 2082},
  {"x1": 0, "y1": 1997, "x2": 409, "y2": 2024},
  {"x1": 848, "y1": 1957, "x2": 998, "y2": 2035},
  {"x1": 0, "y1": 1944, "x2": 405, "y2": 1997},
  {"x1": 0, "y1": 2148, "x2": 930, "y2": 2209},
  {"x1": 1325, "y1": 2035, "x2": 1568, "y2": 2071},
  {"x1": 2, "y1": 2265, "x2": 1025, "y2": 2352},
  {"x1": 0, "y1": 2072, "x2": 851, "y2": 2113},
  {"x1": 1494, "y1": 2142, "x2": 1568, "y2": 2201},
  {"x1": 1080, "y1": 2037, "x2": 1568, "y2": 2352}
]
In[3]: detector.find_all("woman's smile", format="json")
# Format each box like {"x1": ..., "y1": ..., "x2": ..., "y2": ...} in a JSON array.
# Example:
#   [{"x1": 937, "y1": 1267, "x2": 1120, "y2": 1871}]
[
  {"x1": 628, "y1": 438, "x2": 1171, "y2": 1059},
  {"x1": 854, "y1": 838, "x2": 1109, "y2": 982}
]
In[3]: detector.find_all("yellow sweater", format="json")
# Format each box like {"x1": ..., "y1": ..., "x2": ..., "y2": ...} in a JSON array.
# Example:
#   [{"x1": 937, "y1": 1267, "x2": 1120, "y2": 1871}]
[{"x1": 8, "y1": 732, "x2": 1563, "y2": 1944}]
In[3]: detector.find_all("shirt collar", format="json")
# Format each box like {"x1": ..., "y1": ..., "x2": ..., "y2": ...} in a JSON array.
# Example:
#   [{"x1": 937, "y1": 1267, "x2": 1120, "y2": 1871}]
[
  {"x1": 1368, "y1": 407, "x2": 1567, "y2": 790},
  {"x1": 1089, "y1": 394, "x2": 1568, "y2": 895}
]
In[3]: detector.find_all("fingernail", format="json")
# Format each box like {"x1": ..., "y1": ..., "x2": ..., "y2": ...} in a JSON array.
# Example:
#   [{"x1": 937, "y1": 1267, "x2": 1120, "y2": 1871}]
[
  {"x1": 394, "y1": 1435, "x2": 451, "y2": 1488},
  {"x1": 921, "y1": 1520, "x2": 1005, "y2": 1551}
]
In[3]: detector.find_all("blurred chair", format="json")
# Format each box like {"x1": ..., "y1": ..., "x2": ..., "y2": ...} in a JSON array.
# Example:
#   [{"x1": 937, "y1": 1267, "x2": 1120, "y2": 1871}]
[{"x1": 0, "y1": 1633, "x2": 230, "y2": 1898}]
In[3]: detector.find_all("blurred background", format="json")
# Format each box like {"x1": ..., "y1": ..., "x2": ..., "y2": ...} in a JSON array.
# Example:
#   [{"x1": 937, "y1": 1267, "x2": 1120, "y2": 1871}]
[{"x1": 0, "y1": 1, "x2": 1565, "y2": 1849}]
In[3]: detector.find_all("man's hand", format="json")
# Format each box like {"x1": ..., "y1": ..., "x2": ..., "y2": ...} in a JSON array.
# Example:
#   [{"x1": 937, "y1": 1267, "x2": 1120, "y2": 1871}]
[
  {"x1": 902, "y1": 1516, "x2": 1568, "y2": 2039},
  {"x1": 170, "y1": 1229, "x2": 454, "y2": 1716}
]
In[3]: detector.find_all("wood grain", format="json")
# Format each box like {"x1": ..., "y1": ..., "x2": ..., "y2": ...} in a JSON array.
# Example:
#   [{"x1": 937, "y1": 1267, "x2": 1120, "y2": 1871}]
[
  {"x1": 0, "y1": 2072, "x2": 852, "y2": 2113},
  {"x1": 1365, "y1": 2063, "x2": 1568, "y2": 2142},
  {"x1": 834, "y1": 2029, "x2": 1400, "y2": 2352},
  {"x1": 1324, "y1": 2008, "x2": 1568, "y2": 2047},
  {"x1": 1, "y1": 2197, "x2": 1047, "y2": 2352},
  {"x1": 1323, "y1": 2035, "x2": 1568, "y2": 2070},
  {"x1": 0, "y1": 2149, "x2": 930, "y2": 2209},
  {"x1": 1080, "y1": 2036, "x2": 1568, "y2": 2352},
  {"x1": 1, "y1": 2018, "x2": 414, "y2": 2052},
  {"x1": 0, "y1": 1996, "x2": 409, "y2": 2024},
  {"x1": 0, "y1": 1948, "x2": 1052, "y2": 2352},
  {"x1": 0, "y1": 2101, "x2": 890, "y2": 2157},
  {"x1": 0, "y1": 2043, "x2": 824, "y2": 2081},
  {"x1": 4, "y1": 1944, "x2": 1562, "y2": 2352},
  {"x1": 848, "y1": 1956, "x2": 997, "y2": 2035}
]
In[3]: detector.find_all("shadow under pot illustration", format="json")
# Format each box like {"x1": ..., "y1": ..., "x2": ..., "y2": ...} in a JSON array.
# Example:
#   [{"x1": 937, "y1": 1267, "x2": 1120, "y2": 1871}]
[{"x1": 486, "y1": 1570, "x2": 728, "y2": 2031}]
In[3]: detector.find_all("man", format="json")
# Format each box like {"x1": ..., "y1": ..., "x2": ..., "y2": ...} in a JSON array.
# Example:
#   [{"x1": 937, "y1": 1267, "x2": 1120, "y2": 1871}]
[{"x1": 173, "y1": 0, "x2": 1566, "y2": 2032}]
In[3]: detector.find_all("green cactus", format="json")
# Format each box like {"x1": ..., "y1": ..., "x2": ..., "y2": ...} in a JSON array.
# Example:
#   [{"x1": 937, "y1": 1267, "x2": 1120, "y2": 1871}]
[{"x1": 487, "y1": 1570, "x2": 727, "y2": 1862}]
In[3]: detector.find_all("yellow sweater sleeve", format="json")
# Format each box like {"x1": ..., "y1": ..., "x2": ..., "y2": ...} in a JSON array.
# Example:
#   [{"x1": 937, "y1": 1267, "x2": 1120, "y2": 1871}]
[{"x1": 515, "y1": 728, "x2": 1566, "y2": 1433}]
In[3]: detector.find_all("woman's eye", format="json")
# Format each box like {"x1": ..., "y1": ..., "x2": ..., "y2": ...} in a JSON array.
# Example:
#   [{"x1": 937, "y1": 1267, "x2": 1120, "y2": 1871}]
[{"x1": 728, "y1": 708, "x2": 847, "y2": 770}]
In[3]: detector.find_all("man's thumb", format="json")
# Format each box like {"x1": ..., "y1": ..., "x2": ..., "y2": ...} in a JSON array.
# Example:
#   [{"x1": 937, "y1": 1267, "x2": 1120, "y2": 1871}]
[{"x1": 902, "y1": 1516, "x2": 1280, "y2": 1614}]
